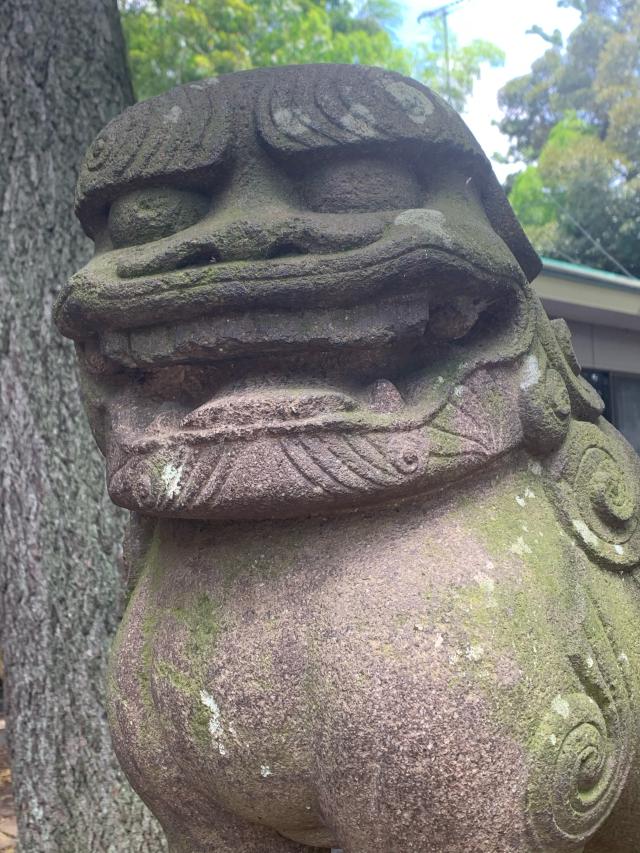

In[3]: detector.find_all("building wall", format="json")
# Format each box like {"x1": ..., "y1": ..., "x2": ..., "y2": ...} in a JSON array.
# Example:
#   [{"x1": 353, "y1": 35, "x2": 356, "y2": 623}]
[
  {"x1": 562, "y1": 319, "x2": 640, "y2": 374},
  {"x1": 553, "y1": 316, "x2": 640, "y2": 452},
  {"x1": 534, "y1": 261, "x2": 640, "y2": 453}
]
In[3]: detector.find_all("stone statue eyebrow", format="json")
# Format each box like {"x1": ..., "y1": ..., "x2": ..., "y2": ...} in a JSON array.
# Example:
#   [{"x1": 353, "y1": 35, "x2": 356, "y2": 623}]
[
  {"x1": 75, "y1": 80, "x2": 232, "y2": 233},
  {"x1": 255, "y1": 66, "x2": 474, "y2": 159}
]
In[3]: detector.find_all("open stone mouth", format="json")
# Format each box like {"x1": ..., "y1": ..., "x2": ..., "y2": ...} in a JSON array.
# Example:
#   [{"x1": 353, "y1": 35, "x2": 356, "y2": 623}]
[
  {"x1": 80, "y1": 267, "x2": 527, "y2": 518},
  {"x1": 89, "y1": 279, "x2": 500, "y2": 454},
  {"x1": 66, "y1": 223, "x2": 530, "y2": 518}
]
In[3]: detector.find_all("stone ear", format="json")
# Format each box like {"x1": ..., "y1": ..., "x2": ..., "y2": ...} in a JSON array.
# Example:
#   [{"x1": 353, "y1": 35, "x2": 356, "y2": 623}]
[{"x1": 480, "y1": 171, "x2": 542, "y2": 284}]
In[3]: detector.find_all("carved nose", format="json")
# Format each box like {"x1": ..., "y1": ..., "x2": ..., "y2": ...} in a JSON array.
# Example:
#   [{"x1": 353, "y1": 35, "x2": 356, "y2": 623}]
[
  {"x1": 116, "y1": 212, "x2": 388, "y2": 279},
  {"x1": 208, "y1": 216, "x2": 313, "y2": 262}
]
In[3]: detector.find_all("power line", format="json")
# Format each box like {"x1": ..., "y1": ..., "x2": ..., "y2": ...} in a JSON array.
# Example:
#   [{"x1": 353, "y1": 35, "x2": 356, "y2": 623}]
[
  {"x1": 544, "y1": 191, "x2": 637, "y2": 279},
  {"x1": 417, "y1": 0, "x2": 466, "y2": 104}
]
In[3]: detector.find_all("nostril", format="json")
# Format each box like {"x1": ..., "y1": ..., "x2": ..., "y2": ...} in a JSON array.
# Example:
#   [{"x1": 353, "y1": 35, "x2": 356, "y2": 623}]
[
  {"x1": 174, "y1": 246, "x2": 221, "y2": 269},
  {"x1": 117, "y1": 240, "x2": 221, "y2": 278},
  {"x1": 265, "y1": 239, "x2": 309, "y2": 260}
]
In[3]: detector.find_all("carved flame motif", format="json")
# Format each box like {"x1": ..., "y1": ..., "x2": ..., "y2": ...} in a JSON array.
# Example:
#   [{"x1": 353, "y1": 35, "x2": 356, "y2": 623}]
[
  {"x1": 519, "y1": 346, "x2": 572, "y2": 455},
  {"x1": 545, "y1": 316, "x2": 605, "y2": 425},
  {"x1": 429, "y1": 367, "x2": 521, "y2": 465},
  {"x1": 527, "y1": 593, "x2": 636, "y2": 848}
]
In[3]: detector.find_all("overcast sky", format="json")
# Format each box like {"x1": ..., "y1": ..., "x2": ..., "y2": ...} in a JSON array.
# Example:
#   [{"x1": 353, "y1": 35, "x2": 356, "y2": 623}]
[{"x1": 397, "y1": 0, "x2": 581, "y2": 178}]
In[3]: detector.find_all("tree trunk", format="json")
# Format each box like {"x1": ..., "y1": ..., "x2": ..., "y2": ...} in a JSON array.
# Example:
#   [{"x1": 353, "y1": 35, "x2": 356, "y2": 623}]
[{"x1": 0, "y1": 1, "x2": 166, "y2": 850}]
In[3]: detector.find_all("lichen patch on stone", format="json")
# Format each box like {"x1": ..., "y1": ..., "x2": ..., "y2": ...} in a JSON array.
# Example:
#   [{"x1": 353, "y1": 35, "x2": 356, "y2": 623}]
[
  {"x1": 572, "y1": 519, "x2": 599, "y2": 547},
  {"x1": 519, "y1": 353, "x2": 540, "y2": 390},
  {"x1": 200, "y1": 690, "x2": 222, "y2": 735},
  {"x1": 551, "y1": 695, "x2": 570, "y2": 719},
  {"x1": 510, "y1": 536, "x2": 532, "y2": 557},
  {"x1": 161, "y1": 462, "x2": 183, "y2": 498},
  {"x1": 163, "y1": 105, "x2": 183, "y2": 123}
]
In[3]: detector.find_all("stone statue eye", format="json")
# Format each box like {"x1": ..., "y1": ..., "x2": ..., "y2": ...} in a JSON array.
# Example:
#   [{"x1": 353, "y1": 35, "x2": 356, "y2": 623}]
[
  {"x1": 302, "y1": 155, "x2": 421, "y2": 213},
  {"x1": 108, "y1": 187, "x2": 210, "y2": 248}
]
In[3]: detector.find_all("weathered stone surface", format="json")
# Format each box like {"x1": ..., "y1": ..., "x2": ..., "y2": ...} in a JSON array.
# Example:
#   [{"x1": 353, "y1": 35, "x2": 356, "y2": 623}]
[{"x1": 56, "y1": 64, "x2": 640, "y2": 852}]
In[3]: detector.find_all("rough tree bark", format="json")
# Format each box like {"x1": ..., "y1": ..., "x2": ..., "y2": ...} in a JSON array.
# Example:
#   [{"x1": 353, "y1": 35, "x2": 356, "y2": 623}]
[{"x1": 0, "y1": 1, "x2": 166, "y2": 850}]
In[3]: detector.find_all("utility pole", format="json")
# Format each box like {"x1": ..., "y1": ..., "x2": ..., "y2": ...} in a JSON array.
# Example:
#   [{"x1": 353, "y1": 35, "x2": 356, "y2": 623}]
[{"x1": 417, "y1": 0, "x2": 465, "y2": 104}]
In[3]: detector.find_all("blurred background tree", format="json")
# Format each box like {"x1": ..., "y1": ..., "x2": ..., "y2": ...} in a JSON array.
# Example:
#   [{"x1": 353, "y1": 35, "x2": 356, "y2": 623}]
[
  {"x1": 500, "y1": 0, "x2": 640, "y2": 275},
  {"x1": 119, "y1": 0, "x2": 504, "y2": 107},
  {"x1": 0, "y1": 0, "x2": 166, "y2": 849},
  {"x1": 413, "y1": 15, "x2": 504, "y2": 112}
]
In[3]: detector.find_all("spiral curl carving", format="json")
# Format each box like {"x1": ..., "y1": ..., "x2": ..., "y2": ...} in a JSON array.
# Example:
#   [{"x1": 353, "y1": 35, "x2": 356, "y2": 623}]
[
  {"x1": 528, "y1": 592, "x2": 636, "y2": 848},
  {"x1": 544, "y1": 421, "x2": 640, "y2": 571},
  {"x1": 528, "y1": 693, "x2": 629, "y2": 847}
]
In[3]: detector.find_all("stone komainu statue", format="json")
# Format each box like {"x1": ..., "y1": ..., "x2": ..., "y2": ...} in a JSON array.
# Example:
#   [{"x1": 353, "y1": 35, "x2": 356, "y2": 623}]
[{"x1": 55, "y1": 65, "x2": 640, "y2": 852}]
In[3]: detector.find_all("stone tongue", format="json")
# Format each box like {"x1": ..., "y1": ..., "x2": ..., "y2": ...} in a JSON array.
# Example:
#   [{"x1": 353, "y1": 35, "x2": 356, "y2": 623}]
[{"x1": 181, "y1": 388, "x2": 358, "y2": 430}]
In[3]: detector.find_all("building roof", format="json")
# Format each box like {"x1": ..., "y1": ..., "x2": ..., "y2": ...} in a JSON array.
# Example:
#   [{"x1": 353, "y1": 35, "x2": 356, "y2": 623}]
[
  {"x1": 542, "y1": 256, "x2": 640, "y2": 291},
  {"x1": 537, "y1": 256, "x2": 640, "y2": 331}
]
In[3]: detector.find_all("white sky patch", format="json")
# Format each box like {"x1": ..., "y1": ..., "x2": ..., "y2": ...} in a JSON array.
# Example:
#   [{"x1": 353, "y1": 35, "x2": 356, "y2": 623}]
[{"x1": 398, "y1": 0, "x2": 581, "y2": 179}]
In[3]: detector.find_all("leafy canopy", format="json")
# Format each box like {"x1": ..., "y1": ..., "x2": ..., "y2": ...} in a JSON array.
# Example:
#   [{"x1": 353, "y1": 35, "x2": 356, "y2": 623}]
[
  {"x1": 502, "y1": 0, "x2": 640, "y2": 276},
  {"x1": 119, "y1": 0, "x2": 504, "y2": 111},
  {"x1": 413, "y1": 16, "x2": 504, "y2": 112}
]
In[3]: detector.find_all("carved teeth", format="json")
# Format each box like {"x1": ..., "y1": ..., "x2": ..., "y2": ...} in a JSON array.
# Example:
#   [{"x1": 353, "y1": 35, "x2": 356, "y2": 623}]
[
  {"x1": 181, "y1": 388, "x2": 358, "y2": 430},
  {"x1": 368, "y1": 379, "x2": 404, "y2": 413}
]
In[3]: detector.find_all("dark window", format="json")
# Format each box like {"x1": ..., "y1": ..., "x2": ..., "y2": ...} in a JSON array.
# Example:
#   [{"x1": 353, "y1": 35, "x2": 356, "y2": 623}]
[
  {"x1": 582, "y1": 369, "x2": 612, "y2": 423},
  {"x1": 582, "y1": 369, "x2": 640, "y2": 453},
  {"x1": 611, "y1": 374, "x2": 640, "y2": 454}
]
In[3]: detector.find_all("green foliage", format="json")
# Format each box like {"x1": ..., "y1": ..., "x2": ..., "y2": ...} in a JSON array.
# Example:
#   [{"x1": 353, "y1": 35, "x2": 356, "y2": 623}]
[
  {"x1": 503, "y1": 0, "x2": 640, "y2": 276},
  {"x1": 119, "y1": 0, "x2": 504, "y2": 111},
  {"x1": 509, "y1": 167, "x2": 555, "y2": 228},
  {"x1": 120, "y1": 0, "x2": 405, "y2": 99},
  {"x1": 413, "y1": 18, "x2": 504, "y2": 113},
  {"x1": 497, "y1": 2, "x2": 635, "y2": 162}
]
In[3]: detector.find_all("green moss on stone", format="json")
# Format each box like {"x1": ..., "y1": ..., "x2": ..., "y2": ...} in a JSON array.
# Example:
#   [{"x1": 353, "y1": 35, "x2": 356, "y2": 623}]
[{"x1": 425, "y1": 465, "x2": 639, "y2": 750}]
